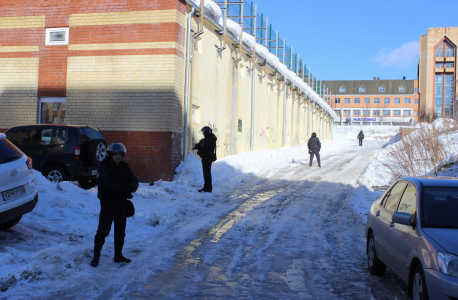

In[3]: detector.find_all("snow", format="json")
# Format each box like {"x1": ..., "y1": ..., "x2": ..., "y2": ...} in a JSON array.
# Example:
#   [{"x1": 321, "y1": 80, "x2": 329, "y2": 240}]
[
  {"x1": 191, "y1": 0, "x2": 223, "y2": 26},
  {"x1": 242, "y1": 33, "x2": 256, "y2": 52},
  {"x1": 0, "y1": 125, "x2": 409, "y2": 298},
  {"x1": 226, "y1": 19, "x2": 241, "y2": 42},
  {"x1": 255, "y1": 44, "x2": 270, "y2": 62},
  {"x1": 358, "y1": 120, "x2": 458, "y2": 188},
  {"x1": 268, "y1": 52, "x2": 280, "y2": 69}
]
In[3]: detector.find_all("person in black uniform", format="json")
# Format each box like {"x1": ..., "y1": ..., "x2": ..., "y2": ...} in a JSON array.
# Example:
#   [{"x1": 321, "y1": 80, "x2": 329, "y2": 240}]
[
  {"x1": 91, "y1": 143, "x2": 139, "y2": 267},
  {"x1": 357, "y1": 130, "x2": 364, "y2": 146},
  {"x1": 307, "y1": 132, "x2": 321, "y2": 167},
  {"x1": 193, "y1": 126, "x2": 217, "y2": 193}
]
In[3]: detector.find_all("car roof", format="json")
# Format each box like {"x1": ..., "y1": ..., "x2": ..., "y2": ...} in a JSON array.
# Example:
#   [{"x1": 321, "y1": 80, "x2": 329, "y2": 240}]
[
  {"x1": 7, "y1": 124, "x2": 100, "y2": 130},
  {"x1": 402, "y1": 177, "x2": 458, "y2": 187},
  {"x1": 0, "y1": 133, "x2": 5, "y2": 140}
]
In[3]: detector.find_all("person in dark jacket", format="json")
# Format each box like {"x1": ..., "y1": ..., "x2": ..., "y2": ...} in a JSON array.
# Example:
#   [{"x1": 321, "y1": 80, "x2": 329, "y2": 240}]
[
  {"x1": 91, "y1": 143, "x2": 139, "y2": 267},
  {"x1": 193, "y1": 126, "x2": 217, "y2": 193},
  {"x1": 357, "y1": 130, "x2": 364, "y2": 146},
  {"x1": 307, "y1": 132, "x2": 321, "y2": 167}
]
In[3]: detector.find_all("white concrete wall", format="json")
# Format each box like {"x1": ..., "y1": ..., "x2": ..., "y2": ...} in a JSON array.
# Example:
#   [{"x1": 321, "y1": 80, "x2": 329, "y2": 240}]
[{"x1": 184, "y1": 9, "x2": 333, "y2": 160}]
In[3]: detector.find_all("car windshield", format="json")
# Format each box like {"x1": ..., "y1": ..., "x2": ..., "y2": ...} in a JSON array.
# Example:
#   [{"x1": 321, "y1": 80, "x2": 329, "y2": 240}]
[
  {"x1": 0, "y1": 138, "x2": 23, "y2": 165},
  {"x1": 422, "y1": 187, "x2": 458, "y2": 228}
]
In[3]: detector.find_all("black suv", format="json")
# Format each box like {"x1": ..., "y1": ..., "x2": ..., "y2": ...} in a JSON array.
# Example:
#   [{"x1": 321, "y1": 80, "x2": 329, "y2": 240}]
[{"x1": 5, "y1": 125, "x2": 107, "y2": 188}]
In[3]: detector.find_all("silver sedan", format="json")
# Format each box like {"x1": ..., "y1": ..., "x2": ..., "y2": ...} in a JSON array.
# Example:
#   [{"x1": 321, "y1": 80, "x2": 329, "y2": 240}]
[{"x1": 365, "y1": 177, "x2": 458, "y2": 300}]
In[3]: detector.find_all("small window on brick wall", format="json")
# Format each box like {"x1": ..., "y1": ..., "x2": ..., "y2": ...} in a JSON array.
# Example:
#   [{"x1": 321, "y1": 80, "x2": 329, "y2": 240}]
[
  {"x1": 238, "y1": 119, "x2": 243, "y2": 132},
  {"x1": 39, "y1": 97, "x2": 66, "y2": 124},
  {"x1": 46, "y1": 28, "x2": 69, "y2": 45}
]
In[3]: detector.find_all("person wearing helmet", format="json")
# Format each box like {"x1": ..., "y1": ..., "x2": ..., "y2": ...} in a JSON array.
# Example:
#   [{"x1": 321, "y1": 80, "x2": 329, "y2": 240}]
[
  {"x1": 91, "y1": 143, "x2": 139, "y2": 267},
  {"x1": 307, "y1": 132, "x2": 321, "y2": 167},
  {"x1": 193, "y1": 126, "x2": 217, "y2": 193}
]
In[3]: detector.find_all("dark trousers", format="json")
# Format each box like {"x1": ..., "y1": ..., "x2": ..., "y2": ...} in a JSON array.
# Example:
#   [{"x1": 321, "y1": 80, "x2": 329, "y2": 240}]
[
  {"x1": 94, "y1": 200, "x2": 127, "y2": 254},
  {"x1": 359, "y1": 139, "x2": 363, "y2": 146},
  {"x1": 309, "y1": 149, "x2": 321, "y2": 166},
  {"x1": 202, "y1": 161, "x2": 213, "y2": 192}
]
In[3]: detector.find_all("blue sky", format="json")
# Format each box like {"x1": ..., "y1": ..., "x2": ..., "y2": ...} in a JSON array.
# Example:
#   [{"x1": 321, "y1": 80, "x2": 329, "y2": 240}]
[{"x1": 257, "y1": 0, "x2": 458, "y2": 81}]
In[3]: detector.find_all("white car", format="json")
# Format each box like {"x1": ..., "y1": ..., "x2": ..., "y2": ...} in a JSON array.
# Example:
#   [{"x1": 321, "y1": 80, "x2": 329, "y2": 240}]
[{"x1": 0, "y1": 133, "x2": 38, "y2": 230}]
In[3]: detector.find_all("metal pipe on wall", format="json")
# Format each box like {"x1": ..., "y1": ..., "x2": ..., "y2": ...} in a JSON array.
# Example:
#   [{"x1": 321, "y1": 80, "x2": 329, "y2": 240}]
[
  {"x1": 307, "y1": 99, "x2": 311, "y2": 139},
  {"x1": 182, "y1": 7, "x2": 195, "y2": 163},
  {"x1": 322, "y1": 112, "x2": 325, "y2": 139},
  {"x1": 250, "y1": 4, "x2": 257, "y2": 151},
  {"x1": 283, "y1": 82, "x2": 287, "y2": 147},
  {"x1": 323, "y1": 112, "x2": 325, "y2": 138}
]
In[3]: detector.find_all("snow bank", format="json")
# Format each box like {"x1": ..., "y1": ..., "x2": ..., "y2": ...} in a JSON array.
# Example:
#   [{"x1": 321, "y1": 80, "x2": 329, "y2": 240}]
[
  {"x1": 268, "y1": 53, "x2": 280, "y2": 70},
  {"x1": 359, "y1": 123, "x2": 458, "y2": 188},
  {"x1": 226, "y1": 19, "x2": 241, "y2": 42},
  {"x1": 242, "y1": 33, "x2": 256, "y2": 52},
  {"x1": 255, "y1": 44, "x2": 270, "y2": 63},
  {"x1": 190, "y1": 0, "x2": 223, "y2": 26}
]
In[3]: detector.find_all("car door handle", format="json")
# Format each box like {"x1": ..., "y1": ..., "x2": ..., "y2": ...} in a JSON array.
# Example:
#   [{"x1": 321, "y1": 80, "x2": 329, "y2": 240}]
[
  {"x1": 42, "y1": 150, "x2": 50, "y2": 154},
  {"x1": 376, "y1": 211, "x2": 380, "y2": 217},
  {"x1": 389, "y1": 222, "x2": 395, "y2": 228}
]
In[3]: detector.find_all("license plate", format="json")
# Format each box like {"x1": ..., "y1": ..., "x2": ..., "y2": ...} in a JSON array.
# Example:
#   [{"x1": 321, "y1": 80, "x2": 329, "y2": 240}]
[
  {"x1": 2, "y1": 185, "x2": 26, "y2": 202},
  {"x1": 91, "y1": 170, "x2": 97, "y2": 175}
]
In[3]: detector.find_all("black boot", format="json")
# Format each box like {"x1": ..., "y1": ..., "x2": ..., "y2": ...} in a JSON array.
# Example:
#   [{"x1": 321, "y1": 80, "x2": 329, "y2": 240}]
[
  {"x1": 91, "y1": 252, "x2": 100, "y2": 267},
  {"x1": 114, "y1": 253, "x2": 131, "y2": 263}
]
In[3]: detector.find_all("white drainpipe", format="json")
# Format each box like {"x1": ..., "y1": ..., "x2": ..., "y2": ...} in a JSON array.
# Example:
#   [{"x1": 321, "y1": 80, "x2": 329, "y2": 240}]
[
  {"x1": 283, "y1": 82, "x2": 287, "y2": 147},
  {"x1": 251, "y1": 64, "x2": 255, "y2": 151},
  {"x1": 183, "y1": 7, "x2": 195, "y2": 163},
  {"x1": 308, "y1": 101, "x2": 312, "y2": 138}
]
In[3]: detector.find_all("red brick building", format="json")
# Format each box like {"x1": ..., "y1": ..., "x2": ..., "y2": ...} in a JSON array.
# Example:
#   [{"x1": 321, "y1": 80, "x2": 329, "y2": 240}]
[{"x1": 0, "y1": 0, "x2": 187, "y2": 181}]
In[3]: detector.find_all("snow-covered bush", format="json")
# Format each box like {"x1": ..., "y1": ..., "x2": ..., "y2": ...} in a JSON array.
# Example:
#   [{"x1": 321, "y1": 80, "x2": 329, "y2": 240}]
[{"x1": 380, "y1": 120, "x2": 458, "y2": 178}]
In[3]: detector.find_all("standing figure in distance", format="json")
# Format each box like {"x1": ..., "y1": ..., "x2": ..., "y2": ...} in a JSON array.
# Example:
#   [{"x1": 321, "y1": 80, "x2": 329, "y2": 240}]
[
  {"x1": 308, "y1": 132, "x2": 321, "y2": 167},
  {"x1": 91, "y1": 143, "x2": 139, "y2": 267},
  {"x1": 357, "y1": 130, "x2": 364, "y2": 146},
  {"x1": 193, "y1": 126, "x2": 217, "y2": 193}
]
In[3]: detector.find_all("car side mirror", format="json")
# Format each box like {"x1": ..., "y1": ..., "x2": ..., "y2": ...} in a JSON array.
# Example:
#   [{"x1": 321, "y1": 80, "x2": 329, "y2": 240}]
[{"x1": 392, "y1": 212, "x2": 412, "y2": 226}]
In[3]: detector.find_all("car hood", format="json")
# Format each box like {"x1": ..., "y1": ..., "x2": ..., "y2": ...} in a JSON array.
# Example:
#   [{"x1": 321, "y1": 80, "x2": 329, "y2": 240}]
[{"x1": 423, "y1": 228, "x2": 458, "y2": 255}]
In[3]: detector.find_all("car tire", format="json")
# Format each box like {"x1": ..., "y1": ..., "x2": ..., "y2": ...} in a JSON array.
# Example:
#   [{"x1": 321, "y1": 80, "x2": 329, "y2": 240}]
[
  {"x1": 367, "y1": 233, "x2": 387, "y2": 275},
  {"x1": 43, "y1": 165, "x2": 68, "y2": 183},
  {"x1": 412, "y1": 264, "x2": 429, "y2": 300},
  {"x1": 78, "y1": 177, "x2": 97, "y2": 189},
  {"x1": 0, "y1": 216, "x2": 22, "y2": 231},
  {"x1": 87, "y1": 139, "x2": 107, "y2": 165}
]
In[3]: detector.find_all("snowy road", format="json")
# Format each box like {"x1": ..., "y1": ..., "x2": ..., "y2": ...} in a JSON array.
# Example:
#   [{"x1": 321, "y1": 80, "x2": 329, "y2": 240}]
[
  {"x1": 31, "y1": 140, "x2": 409, "y2": 300},
  {"x1": 1, "y1": 133, "x2": 413, "y2": 300}
]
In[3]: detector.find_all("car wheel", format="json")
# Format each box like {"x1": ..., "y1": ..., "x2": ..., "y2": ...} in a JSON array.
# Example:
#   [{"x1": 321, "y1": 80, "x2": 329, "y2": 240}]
[
  {"x1": 367, "y1": 233, "x2": 387, "y2": 275},
  {"x1": 78, "y1": 177, "x2": 97, "y2": 189},
  {"x1": 412, "y1": 264, "x2": 429, "y2": 300},
  {"x1": 87, "y1": 139, "x2": 107, "y2": 165},
  {"x1": 0, "y1": 216, "x2": 22, "y2": 231},
  {"x1": 43, "y1": 165, "x2": 68, "y2": 183}
]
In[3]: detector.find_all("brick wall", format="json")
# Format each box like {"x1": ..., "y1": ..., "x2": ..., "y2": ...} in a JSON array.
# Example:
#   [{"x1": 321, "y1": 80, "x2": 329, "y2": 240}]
[
  {"x1": 0, "y1": 0, "x2": 187, "y2": 182},
  {"x1": 102, "y1": 130, "x2": 181, "y2": 182}
]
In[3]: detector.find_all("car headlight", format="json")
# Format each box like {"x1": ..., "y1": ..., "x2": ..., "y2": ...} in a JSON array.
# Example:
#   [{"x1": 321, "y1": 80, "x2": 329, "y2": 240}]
[{"x1": 437, "y1": 252, "x2": 458, "y2": 277}]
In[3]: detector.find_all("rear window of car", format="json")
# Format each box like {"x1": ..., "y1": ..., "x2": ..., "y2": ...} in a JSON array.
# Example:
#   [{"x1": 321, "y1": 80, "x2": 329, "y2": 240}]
[
  {"x1": 422, "y1": 187, "x2": 458, "y2": 228},
  {"x1": 54, "y1": 128, "x2": 69, "y2": 145},
  {"x1": 5, "y1": 128, "x2": 27, "y2": 147},
  {"x1": 79, "y1": 127, "x2": 104, "y2": 144},
  {"x1": 25, "y1": 128, "x2": 53, "y2": 146},
  {"x1": 0, "y1": 138, "x2": 23, "y2": 165}
]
